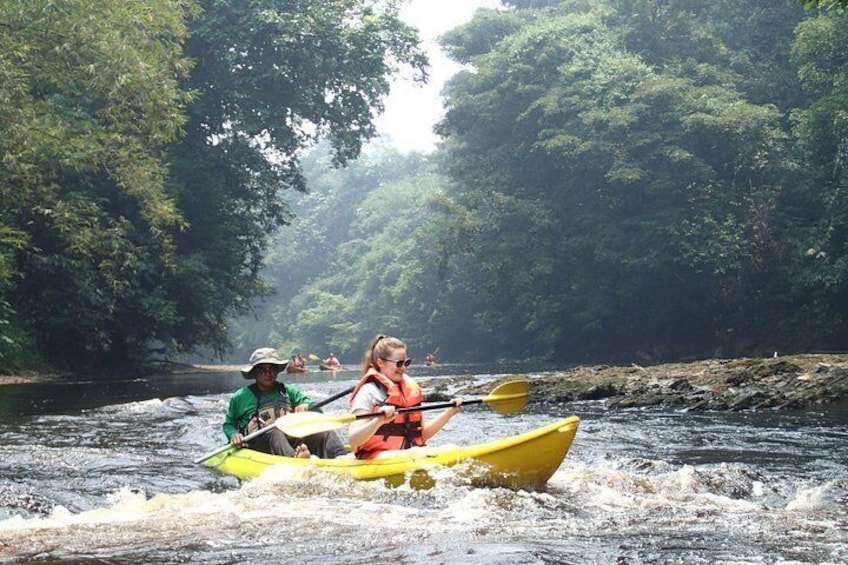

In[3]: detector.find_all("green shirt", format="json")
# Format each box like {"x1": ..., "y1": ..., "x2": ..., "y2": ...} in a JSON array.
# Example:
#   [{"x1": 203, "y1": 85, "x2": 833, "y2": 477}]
[{"x1": 222, "y1": 381, "x2": 312, "y2": 440}]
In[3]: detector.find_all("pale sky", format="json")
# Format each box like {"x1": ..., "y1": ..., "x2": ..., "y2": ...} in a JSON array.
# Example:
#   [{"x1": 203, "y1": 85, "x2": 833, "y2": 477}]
[{"x1": 373, "y1": 0, "x2": 502, "y2": 154}]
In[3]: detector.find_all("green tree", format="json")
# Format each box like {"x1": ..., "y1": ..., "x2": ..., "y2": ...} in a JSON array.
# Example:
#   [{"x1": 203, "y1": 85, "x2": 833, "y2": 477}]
[
  {"x1": 611, "y1": 0, "x2": 806, "y2": 112},
  {"x1": 786, "y1": 10, "x2": 848, "y2": 348},
  {"x1": 232, "y1": 0, "x2": 848, "y2": 364},
  {"x1": 0, "y1": 0, "x2": 195, "y2": 370},
  {"x1": 1, "y1": 0, "x2": 426, "y2": 372},
  {"x1": 162, "y1": 0, "x2": 427, "y2": 362},
  {"x1": 232, "y1": 146, "x2": 449, "y2": 360},
  {"x1": 801, "y1": 0, "x2": 848, "y2": 9},
  {"x1": 436, "y1": 2, "x2": 798, "y2": 361}
]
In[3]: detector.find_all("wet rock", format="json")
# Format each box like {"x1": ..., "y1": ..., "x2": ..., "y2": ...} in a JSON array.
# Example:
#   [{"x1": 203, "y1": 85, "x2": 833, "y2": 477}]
[
  {"x1": 726, "y1": 389, "x2": 768, "y2": 410},
  {"x1": 668, "y1": 378, "x2": 693, "y2": 391},
  {"x1": 608, "y1": 393, "x2": 666, "y2": 408},
  {"x1": 532, "y1": 353, "x2": 848, "y2": 412},
  {"x1": 579, "y1": 383, "x2": 619, "y2": 401}
]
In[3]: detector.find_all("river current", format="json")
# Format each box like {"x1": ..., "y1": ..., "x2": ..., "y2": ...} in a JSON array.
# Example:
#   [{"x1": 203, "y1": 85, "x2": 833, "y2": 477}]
[{"x1": 0, "y1": 363, "x2": 845, "y2": 564}]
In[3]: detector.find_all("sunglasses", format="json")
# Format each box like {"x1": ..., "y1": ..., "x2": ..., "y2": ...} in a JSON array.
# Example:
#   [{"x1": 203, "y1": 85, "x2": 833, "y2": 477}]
[
  {"x1": 254, "y1": 366, "x2": 278, "y2": 375},
  {"x1": 381, "y1": 357, "x2": 412, "y2": 368}
]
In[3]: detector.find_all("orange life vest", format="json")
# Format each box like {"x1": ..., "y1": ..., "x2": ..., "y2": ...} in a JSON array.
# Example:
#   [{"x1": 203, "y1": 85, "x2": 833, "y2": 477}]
[{"x1": 350, "y1": 369, "x2": 425, "y2": 459}]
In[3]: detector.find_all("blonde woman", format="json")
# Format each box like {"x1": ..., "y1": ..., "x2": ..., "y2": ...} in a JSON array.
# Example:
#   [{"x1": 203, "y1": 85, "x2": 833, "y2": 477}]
[{"x1": 347, "y1": 335, "x2": 461, "y2": 459}]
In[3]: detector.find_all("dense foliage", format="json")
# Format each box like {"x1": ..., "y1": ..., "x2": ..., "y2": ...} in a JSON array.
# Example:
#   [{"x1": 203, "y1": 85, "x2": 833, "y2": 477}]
[
  {"x1": 802, "y1": 0, "x2": 848, "y2": 9},
  {"x1": 0, "y1": 0, "x2": 196, "y2": 371},
  {"x1": 434, "y1": 0, "x2": 809, "y2": 361},
  {"x1": 6, "y1": 0, "x2": 848, "y2": 371},
  {"x1": 0, "y1": 0, "x2": 423, "y2": 372},
  {"x1": 229, "y1": 145, "x2": 452, "y2": 362},
  {"x1": 234, "y1": 0, "x2": 848, "y2": 365}
]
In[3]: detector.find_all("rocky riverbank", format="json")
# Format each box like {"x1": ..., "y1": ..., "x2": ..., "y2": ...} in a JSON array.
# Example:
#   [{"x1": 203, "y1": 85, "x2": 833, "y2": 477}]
[
  {"x1": 524, "y1": 354, "x2": 848, "y2": 411},
  {"x1": 440, "y1": 353, "x2": 848, "y2": 412}
]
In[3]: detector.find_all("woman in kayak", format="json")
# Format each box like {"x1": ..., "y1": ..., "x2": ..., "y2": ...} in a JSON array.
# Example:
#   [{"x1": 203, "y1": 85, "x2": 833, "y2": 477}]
[{"x1": 347, "y1": 335, "x2": 462, "y2": 459}]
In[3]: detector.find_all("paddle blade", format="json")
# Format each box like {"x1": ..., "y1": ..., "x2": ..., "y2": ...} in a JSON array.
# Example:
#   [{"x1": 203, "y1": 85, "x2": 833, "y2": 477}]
[
  {"x1": 482, "y1": 380, "x2": 529, "y2": 414},
  {"x1": 275, "y1": 411, "x2": 355, "y2": 438},
  {"x1": 308, "y1": 353, "x2": 320, "y2": 361}
]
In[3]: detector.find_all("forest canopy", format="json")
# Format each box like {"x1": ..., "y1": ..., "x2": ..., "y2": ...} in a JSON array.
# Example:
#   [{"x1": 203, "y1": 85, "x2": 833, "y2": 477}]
[
  {"x1": 231, "y1": 0, "x2": 848, "y2": 365},
  {"x1": 0, "y1": 0, "x2": 423, "y2": 372},
  {"x1": 3, "y1": 0, "x2": 848, "y2": 373}
]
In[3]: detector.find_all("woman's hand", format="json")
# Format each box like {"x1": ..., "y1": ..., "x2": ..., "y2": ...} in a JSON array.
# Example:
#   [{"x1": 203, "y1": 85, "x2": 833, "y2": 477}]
[
  {"x1": 230, "y1": 433, "x2": 245, "y2": 446},
  {"x1": 378, "y1": 405, "x2": 396, "y2": 421},
  {"x1": 347, "y1": 406, "x2": 395, "y2": 449}
]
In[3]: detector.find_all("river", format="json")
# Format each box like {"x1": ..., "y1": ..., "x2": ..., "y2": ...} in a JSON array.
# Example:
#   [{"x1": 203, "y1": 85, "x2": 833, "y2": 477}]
[{"x1": 0, "y1": 362, "x2": 845, "y2": 564}]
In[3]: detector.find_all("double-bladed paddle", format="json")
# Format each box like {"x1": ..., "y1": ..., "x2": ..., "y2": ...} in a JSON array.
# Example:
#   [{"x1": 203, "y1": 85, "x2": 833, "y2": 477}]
[
  {"x1": 274, "y1": 379, "x2": 529, "y2": 439},
  {"x1": 192, "y1": 384, "x2": 355, "y2": 464}
]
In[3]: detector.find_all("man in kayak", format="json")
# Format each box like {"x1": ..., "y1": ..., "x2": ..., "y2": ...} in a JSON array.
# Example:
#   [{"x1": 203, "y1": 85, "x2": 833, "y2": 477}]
[
  {"x1": 347, "y1": 335, "x2": 462, "y2": 459},
  {"x1": 323, "y1": 352, "x2": 341, "y2": 368},
  {"x1": 223, "y1": 347, "x2": 349, "y2": 459},
  {"x1": 286, "y1": 353, "x2": 308, "y2": 373}
]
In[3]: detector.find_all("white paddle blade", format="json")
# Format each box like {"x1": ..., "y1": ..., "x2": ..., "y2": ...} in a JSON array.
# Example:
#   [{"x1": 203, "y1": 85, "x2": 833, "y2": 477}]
[{"x1": 274, "y1": 411, "x2": 355, "y2": 438}]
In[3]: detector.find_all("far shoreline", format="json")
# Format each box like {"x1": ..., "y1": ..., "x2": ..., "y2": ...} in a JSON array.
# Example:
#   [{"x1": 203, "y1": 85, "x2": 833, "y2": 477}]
[
  {"x1": 4, "y1": 353, "x2": 848, "y2": 413},
  {"x1": 0, "y1": 361, "x2": 235, "y2": 386}
]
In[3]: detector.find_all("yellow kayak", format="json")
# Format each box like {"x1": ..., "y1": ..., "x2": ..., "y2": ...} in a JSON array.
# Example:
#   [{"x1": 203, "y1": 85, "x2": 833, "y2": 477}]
[{"x1": 204, "y1": 416, "x2": 580, "y2": 490}]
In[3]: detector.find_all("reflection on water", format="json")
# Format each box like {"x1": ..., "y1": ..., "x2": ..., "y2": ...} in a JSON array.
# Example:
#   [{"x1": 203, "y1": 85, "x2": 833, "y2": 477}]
[{"x1": 0, "y1": 365, "x2": 846, "y2": 564}]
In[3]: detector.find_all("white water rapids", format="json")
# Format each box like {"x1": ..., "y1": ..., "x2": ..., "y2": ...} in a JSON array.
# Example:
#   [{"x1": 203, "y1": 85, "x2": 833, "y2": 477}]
[{"x1": 0, "y1": 367, "x2": 845, "y2": 564}]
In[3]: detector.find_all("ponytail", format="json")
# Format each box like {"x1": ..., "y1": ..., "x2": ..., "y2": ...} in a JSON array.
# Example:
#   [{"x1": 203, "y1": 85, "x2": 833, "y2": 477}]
[{"x1": 361, "y1": 334, "x2": 406, "y2": 375}]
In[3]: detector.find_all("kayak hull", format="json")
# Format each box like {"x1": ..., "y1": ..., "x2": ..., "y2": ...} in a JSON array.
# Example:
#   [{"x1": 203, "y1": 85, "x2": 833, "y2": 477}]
[{"x1": 204, "y1": 416, "x2": 580, "y2": 490}]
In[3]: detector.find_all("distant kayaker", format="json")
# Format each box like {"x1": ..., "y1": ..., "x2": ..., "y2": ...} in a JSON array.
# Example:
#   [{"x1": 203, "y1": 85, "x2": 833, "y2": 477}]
[
  {"x1": 347, "y1": 335, "x2": 462, "y2": 459},
  {"x1": 286, "y1": 353, "x2": 308, "y2": 373},
  {"x1": 223, "y1": 347, "x2": 349, "y2": 459},
  {"x1": 323, "y1": 352, "x2": 341, "y2": 368},
  {"x1": 425, "y1": 352, "x2": 437, "y2": 366}
]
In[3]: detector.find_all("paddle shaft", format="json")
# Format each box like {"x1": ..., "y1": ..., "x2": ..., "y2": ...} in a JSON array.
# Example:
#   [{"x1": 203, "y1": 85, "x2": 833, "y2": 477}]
[
  {"x1": 355, "y1": 398, "x2": 470, "y2": 420},
  {"x1": 352, "y1": 385, "x2": 529, "y2": 420},
  {"x1": 274, "y1": 380, "x2": 529, "y2": 438},
  {"x1": 192, "y1": 385, "x2": 355, "y2": 464},
  {"x1": 311, "y1": 385, "x2": 355, "y2": 410},
  {"x1": 192, "y1": 424, "x2": 270, "y2": 464}
]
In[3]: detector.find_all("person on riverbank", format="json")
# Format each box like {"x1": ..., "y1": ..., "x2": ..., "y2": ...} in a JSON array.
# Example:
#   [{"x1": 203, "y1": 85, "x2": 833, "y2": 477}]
[
  {"x1": 347, "y1": 335, "x2": 462, "y2": 459},
  {"x1": 223, "y1": 347, "x2": 348, "y2": 459}
]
